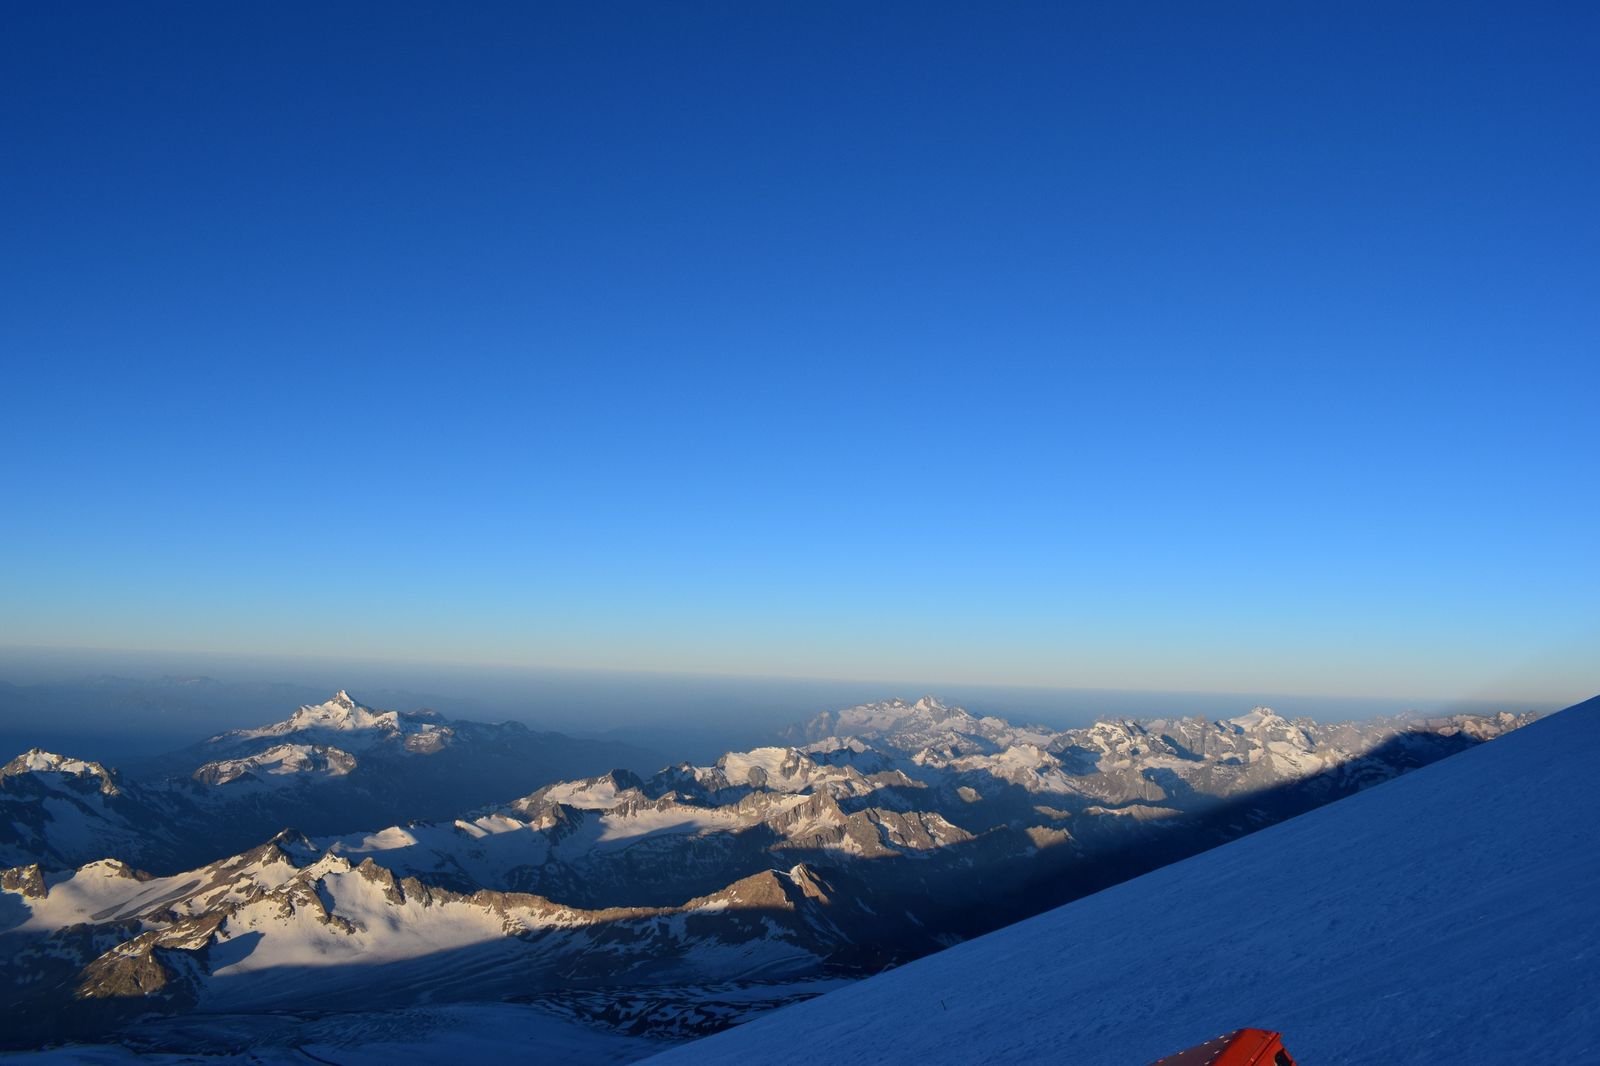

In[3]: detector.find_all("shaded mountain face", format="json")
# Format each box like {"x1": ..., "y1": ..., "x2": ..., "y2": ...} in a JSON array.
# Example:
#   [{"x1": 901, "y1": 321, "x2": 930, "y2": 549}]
[
  {"x1": 0, "y1": 692, "x2": 1536, "y2": 1053},
  {"x1": 1, "y1": 692, "x2": 666, "y2": 873}
]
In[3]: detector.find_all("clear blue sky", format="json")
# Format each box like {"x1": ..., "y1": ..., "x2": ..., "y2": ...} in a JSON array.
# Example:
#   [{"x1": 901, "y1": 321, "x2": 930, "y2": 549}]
[{"x1": 2, "y1": 3, "x2": 1595, "y2": 703}]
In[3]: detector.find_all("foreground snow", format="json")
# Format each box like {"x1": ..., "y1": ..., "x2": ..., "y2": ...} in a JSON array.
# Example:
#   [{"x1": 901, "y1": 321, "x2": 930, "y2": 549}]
[{"x1": 647, "y1": 695, "x2": 1600, "y2": 1065}]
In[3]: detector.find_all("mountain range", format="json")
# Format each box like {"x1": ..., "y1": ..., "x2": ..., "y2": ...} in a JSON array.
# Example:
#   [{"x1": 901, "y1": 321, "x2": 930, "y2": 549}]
[
  {"x1": 0, "y1": 690, "x2": 1537, "y2": 1055},
  {"x1": 1, "y1": 691, "x2": 661, "y2": 873},
  {"x1": 644, "y1": 694, "x2": 1600, "y2": 1066}
]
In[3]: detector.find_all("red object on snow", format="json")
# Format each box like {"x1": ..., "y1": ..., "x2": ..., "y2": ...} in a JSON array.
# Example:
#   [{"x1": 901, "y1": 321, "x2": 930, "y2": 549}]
[{"x1": 1145, "y1": 1028, "x2": 1297, "y2": 1066}]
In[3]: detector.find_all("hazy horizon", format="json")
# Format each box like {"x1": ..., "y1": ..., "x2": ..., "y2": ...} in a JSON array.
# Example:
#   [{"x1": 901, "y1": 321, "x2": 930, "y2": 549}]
[{"x1": 0, "y1": 641, "x2": 1577, "y2": 770}]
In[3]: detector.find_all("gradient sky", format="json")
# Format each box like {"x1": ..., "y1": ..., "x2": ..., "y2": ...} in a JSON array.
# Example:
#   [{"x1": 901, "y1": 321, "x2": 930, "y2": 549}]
[{"x1": 2, "y1": 3, "x2": 1596, "y2": 704}]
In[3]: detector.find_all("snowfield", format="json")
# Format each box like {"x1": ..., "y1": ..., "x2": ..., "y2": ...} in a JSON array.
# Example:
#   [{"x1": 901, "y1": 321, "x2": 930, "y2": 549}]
[{"x1": 647, "y1": 695, "x2": 1600, "y2": 1066}]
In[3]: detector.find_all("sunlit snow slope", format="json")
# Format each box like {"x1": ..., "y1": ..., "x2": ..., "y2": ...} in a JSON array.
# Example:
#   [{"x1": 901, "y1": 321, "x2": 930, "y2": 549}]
[{"x1": 648, "y1": 695, "x2": 1600, "y2": 1066}]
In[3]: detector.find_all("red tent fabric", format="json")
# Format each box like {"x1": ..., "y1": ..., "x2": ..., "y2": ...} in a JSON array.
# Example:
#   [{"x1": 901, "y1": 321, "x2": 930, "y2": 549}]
[{"x1": 1146, "y1": 1028, "x2": 1296, "y2": 1066}]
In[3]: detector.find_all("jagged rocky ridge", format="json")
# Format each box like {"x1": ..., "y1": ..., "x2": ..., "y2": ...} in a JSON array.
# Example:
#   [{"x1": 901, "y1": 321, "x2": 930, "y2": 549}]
[{"x1": 0, "y1": 693, "x2": 1535, "y2": 1050}]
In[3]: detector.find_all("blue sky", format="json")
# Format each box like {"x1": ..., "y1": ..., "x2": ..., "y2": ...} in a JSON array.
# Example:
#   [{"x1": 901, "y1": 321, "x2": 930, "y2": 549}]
[{"x1": 2, "y1": 3, "x2": 1595, "y2": 703}]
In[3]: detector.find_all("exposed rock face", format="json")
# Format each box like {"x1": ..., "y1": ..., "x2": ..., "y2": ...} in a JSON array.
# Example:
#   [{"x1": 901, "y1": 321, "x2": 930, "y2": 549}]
[
  {"x1": 1, "y1": 863, "x2": 45, "y2": 898},
  {"x1": 76, "y1": 912, "x2": 223, "y2": 1001}
]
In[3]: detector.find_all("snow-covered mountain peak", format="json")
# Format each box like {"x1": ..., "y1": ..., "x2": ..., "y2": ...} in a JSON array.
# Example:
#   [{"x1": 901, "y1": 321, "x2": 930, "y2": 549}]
[
  {"x1": 1225, "y1": 706, "x2": 1281, "y2": 731},
  {"x1": 192, "y1": 743, "x2": 359, "y2": 787},
  {"x1": 261, "y1": 827, "x2": 319, "y2": 859},
  {"x1": 795, "y1": 697, "x2": 1055, "y2": 758},
  {"x1": 1, "y1": 748, "x2": 119, "y2": 795},
  {"x1": 518, "y1": 768, "x2": 646, "y2": 812},
  {"x1": 211, "y1": 691, "x2": 453, "y2": 755},
  {"x1": 805, "y1": 697, "x2": 969, "y2": 742},
  {"x1": 287, "y1": 691, "x2": 394, "y2": 730},
  {"x1": 6, "y1": 749, "x2": 96, "y2": 776}
]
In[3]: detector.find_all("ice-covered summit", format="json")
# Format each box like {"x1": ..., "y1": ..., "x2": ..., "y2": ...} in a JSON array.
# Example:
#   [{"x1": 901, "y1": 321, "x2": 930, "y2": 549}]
[
  {"x1": 279, "y1": 690, "x2": 399, "y2": 732},
  {"x1": 1, "y1": 748, "x2": 119, "y2": 795},
  {"x1": 209, "y1": 691, "x2": 452, "y2": 754},
  {"x1": 1223, "y1": 705, "x2": 1283, "y2": 731},
  {"x1": 786, "y1": 696, "x2": 1057, "y2": 755}
]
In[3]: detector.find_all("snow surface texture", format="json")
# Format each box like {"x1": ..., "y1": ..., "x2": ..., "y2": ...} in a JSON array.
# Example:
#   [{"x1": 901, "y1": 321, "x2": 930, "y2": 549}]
[{"x1": 648, "y1": 695, "x2": 1600, "y2": 1066}]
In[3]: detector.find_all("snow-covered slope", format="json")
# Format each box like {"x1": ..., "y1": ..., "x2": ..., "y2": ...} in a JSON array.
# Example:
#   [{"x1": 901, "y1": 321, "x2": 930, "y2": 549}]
[{"x1": 646, "y1": 695, "x2": 1600, "y2": 1065}]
